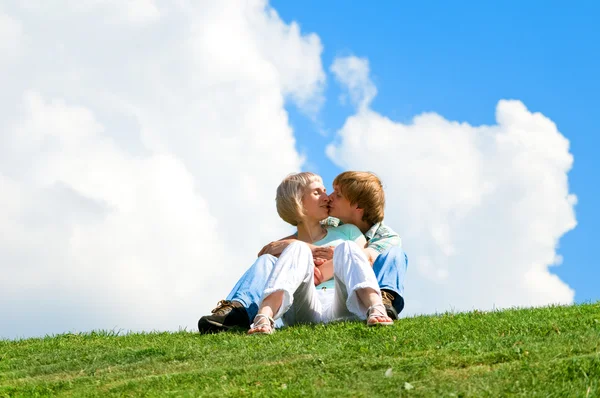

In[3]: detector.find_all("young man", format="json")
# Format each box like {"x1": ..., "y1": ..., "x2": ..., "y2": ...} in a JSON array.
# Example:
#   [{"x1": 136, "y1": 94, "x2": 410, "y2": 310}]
[{"x1": 198, "y1": 171, "x2": 408, "y2": 333}]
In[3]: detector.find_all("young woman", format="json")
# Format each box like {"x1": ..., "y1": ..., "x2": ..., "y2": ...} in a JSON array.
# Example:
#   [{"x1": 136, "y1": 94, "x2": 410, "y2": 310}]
[{"x1": 248, "y1": 172, "x2": 393, "y2": 335}]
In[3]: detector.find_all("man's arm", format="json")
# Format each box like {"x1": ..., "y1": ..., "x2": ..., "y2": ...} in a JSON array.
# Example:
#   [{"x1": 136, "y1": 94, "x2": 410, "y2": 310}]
[
  {"x1": 344, "y1": 229, "x2": 376, "y2": 266},
  {"x1": 257, "y1": 235, "x2": 295, "y2": 257},
  {"x1": 362, "y1": 247, "x2": 380, "y2": 266}
]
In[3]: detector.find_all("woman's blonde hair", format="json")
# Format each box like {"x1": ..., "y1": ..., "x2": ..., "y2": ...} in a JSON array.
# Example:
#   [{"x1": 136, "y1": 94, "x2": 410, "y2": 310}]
[
  {"x1": 276, "y1": 172, "x2": 322, "y2": 226},
  {"x1": 333, "y1": 171, "x2": 385, "y2": 225}
]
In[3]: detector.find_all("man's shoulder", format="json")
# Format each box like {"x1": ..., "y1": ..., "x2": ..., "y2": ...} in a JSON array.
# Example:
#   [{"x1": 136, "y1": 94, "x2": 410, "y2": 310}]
[
  {"x1": 366, "y1": 220, "x2": 402, "y2": 253},
  {"x1": 326, "y1": 217, "x2": 400, "y2": 240},
  {"x1": 377, "y1": 221, "x2": 398, "y2": 235},
  {"x1": 367, "y1": 220, "x2": 398, "y2": 238}
]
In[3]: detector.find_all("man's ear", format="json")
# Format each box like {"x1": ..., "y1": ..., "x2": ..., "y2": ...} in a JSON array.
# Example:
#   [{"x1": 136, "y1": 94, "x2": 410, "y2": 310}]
[{"x1": 355, "y1": 206, "x2": 364, "y2": 218}]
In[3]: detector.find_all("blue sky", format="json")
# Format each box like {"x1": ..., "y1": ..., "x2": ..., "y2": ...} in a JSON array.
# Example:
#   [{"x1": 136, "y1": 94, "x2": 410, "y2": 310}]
[
  {"x1": 0, "y1": 0, "x2": 596, "y2": 339},
  {"x1": 272, "y1": 0, "x2": 600, "y2": 303}
]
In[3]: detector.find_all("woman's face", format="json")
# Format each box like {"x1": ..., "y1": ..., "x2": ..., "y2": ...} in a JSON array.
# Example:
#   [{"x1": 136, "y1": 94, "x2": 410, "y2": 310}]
[{"x1": 301, "y1": 180, "x2": 330, "y2": 222}]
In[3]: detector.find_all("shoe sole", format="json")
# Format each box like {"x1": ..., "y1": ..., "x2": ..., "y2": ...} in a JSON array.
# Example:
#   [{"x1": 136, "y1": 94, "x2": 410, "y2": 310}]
[
  {"x1": 384, "y1": 305, "x2": 398, "y2": 320},
  {"x1": 198, "y1": 318, "x2": 248, "y2": 334}
]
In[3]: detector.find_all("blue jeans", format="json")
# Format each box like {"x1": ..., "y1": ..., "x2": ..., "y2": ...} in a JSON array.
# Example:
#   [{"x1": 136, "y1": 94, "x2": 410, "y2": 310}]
[
  {"x1": 372, "y1": 247, "x2": 408, "y2": 314},
  {"x1": 226, "y1": 247, "x2": 408, "y2": 321}
]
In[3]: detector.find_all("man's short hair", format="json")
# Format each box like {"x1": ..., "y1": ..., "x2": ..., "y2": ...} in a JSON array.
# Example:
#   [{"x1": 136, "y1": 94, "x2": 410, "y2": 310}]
[
  {"x1": 333, "y1": 171, "x2": 385, "y2": 225},
  {"x1": 276, "y1": 172, "x2": 322, "y2": 226}
]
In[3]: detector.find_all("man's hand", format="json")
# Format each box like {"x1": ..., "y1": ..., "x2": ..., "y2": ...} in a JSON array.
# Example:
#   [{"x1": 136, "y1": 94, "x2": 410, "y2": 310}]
[
  {"x1": 257, "y1": 239, "x2": 296, "y2": 257},
  {"x1": 312, "y1": 246, "x2": 335, "y2": 261}
]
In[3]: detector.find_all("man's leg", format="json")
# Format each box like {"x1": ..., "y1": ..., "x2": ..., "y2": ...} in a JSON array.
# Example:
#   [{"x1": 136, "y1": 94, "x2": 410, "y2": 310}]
[
  {"x1": 372, "y1": 247, "x2": 408, "y2": 319},
  {"x1": 198, "y1": 254, "x2": 277, "y2": 333}
]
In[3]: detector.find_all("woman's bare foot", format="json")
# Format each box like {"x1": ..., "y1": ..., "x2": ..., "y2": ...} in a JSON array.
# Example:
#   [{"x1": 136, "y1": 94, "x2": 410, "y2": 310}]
[
  {"x1": 366, "y1": 303, "x2": 394, "y2": 326},
  {"x1": 247, "y1": 314, "x2": 275, "y2": 335}
]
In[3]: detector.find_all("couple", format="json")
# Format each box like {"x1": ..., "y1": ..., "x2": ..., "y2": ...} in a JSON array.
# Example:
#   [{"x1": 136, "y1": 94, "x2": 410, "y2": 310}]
[{"x1": 198, "y1": 171, "x2": 408, "y2": 334}]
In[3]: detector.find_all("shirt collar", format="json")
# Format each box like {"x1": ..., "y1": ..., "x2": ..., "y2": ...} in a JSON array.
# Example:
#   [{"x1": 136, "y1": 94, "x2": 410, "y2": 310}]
[{"x1": 365, "y1": 222, "x2": 381, "y2": 240}]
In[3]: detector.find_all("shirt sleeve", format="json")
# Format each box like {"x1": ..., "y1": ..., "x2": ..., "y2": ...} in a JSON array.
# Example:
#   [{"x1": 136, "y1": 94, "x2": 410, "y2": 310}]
[{"x1": 367, "y1": 228, "x2": 401, "y2": 254}]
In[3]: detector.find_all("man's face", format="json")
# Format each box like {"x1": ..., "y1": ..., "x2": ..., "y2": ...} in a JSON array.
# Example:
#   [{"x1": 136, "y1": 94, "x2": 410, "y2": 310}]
[{"x1": 328, "y1": 185, "x2": 356, "y2": 223}]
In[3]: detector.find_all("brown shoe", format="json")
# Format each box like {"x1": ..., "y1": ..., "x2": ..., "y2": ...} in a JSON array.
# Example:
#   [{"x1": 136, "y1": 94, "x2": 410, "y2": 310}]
[
  {"x1": 198, "y1": 300, "x2": 250, "y2": 334},
  {"x1": 381, "y1": 290, "x2": 399, "y2": 320}
]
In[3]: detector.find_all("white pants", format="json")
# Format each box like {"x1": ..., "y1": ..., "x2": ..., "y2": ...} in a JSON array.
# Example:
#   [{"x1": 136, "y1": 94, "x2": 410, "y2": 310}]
[{"x1": 260, "y1": 240, "x2": 381, "y2": 326}]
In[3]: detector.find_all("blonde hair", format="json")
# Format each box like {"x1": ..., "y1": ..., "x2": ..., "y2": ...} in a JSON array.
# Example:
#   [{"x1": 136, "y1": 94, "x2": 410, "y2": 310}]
[
  {"x1": 333, "y1": 171, "x2": 385, "y2": 225},
  {"x1": 276, "y1": 172, "x2": 322, "y2": 226}
]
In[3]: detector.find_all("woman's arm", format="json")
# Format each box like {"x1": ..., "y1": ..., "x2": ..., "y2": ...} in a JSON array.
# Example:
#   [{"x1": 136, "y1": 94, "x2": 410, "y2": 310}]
[{"x1": 315, "y1": 259, "x2": 334, "y2": 285}]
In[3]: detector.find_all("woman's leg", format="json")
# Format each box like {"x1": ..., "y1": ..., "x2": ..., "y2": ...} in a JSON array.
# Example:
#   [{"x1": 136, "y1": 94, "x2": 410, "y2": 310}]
[
  {"x1": 249, "y1": 241, "x2": 323, "y2": 334},
  {"x1": 331, "y1": 241, "x2": 393, "y2": 326}
]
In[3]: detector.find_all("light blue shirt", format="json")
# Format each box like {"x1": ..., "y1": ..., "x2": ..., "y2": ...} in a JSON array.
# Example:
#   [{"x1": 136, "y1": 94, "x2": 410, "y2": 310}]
[{"x1": 313, "y1": 224, "x2": 364, "y2": 290}]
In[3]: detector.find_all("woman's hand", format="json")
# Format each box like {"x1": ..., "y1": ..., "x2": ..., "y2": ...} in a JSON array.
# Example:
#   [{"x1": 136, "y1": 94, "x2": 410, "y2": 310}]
[
  {"x1": 313, "y1": 257, "x2": 327, "y2": 266},
  {"x1": 314, "y1": 266, "x2": 323, "y2": 286},
  {"x1": 314, "y1": 259, "x2": 334, "y2": 285}
]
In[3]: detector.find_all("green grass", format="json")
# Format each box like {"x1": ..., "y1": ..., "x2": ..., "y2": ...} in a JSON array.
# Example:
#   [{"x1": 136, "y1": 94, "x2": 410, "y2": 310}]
[{"x1": 1, "y1": 303, "x2": 599, "y2": 397}]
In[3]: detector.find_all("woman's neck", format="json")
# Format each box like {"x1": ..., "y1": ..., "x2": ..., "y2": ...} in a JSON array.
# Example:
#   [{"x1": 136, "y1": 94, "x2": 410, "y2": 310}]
[{"x1": 296, "y1": 220, "x2": 327, "y2": 244}]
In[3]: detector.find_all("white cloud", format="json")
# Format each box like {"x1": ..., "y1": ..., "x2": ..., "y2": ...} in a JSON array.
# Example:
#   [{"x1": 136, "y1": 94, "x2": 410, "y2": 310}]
[
  {"x1": 16, "y1": 0, "x2": 160, "y2": 24},
  {"x1": 0, "y1": 10, "x2": 22, "y2": 63},
  {"x1": 0, "y1": 1, "x2": 324, "y2": 339},
  {"x1": 328, "y1": 56, "x2": 577, "y2": 315},
  {"x1": 118, "y1": 0, "x2": 161, "y2": 24},
  {"x1": 330, "y1": 56, "x2": 377, "y2": 110}
]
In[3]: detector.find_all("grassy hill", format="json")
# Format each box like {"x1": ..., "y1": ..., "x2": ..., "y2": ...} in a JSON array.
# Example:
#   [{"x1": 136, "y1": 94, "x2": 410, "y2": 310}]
[{"x1": 1, "y1": 302, "x2": 599, "y2": 397}]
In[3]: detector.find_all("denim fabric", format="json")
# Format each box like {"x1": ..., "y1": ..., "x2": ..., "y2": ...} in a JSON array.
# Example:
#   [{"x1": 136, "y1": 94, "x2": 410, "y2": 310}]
[
  {"x1": 226, "y1": 254, "x2": 277, "y2": 322},
  {"x1": 372, "y1": 247, "x2": 408, "y2": 314}
]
